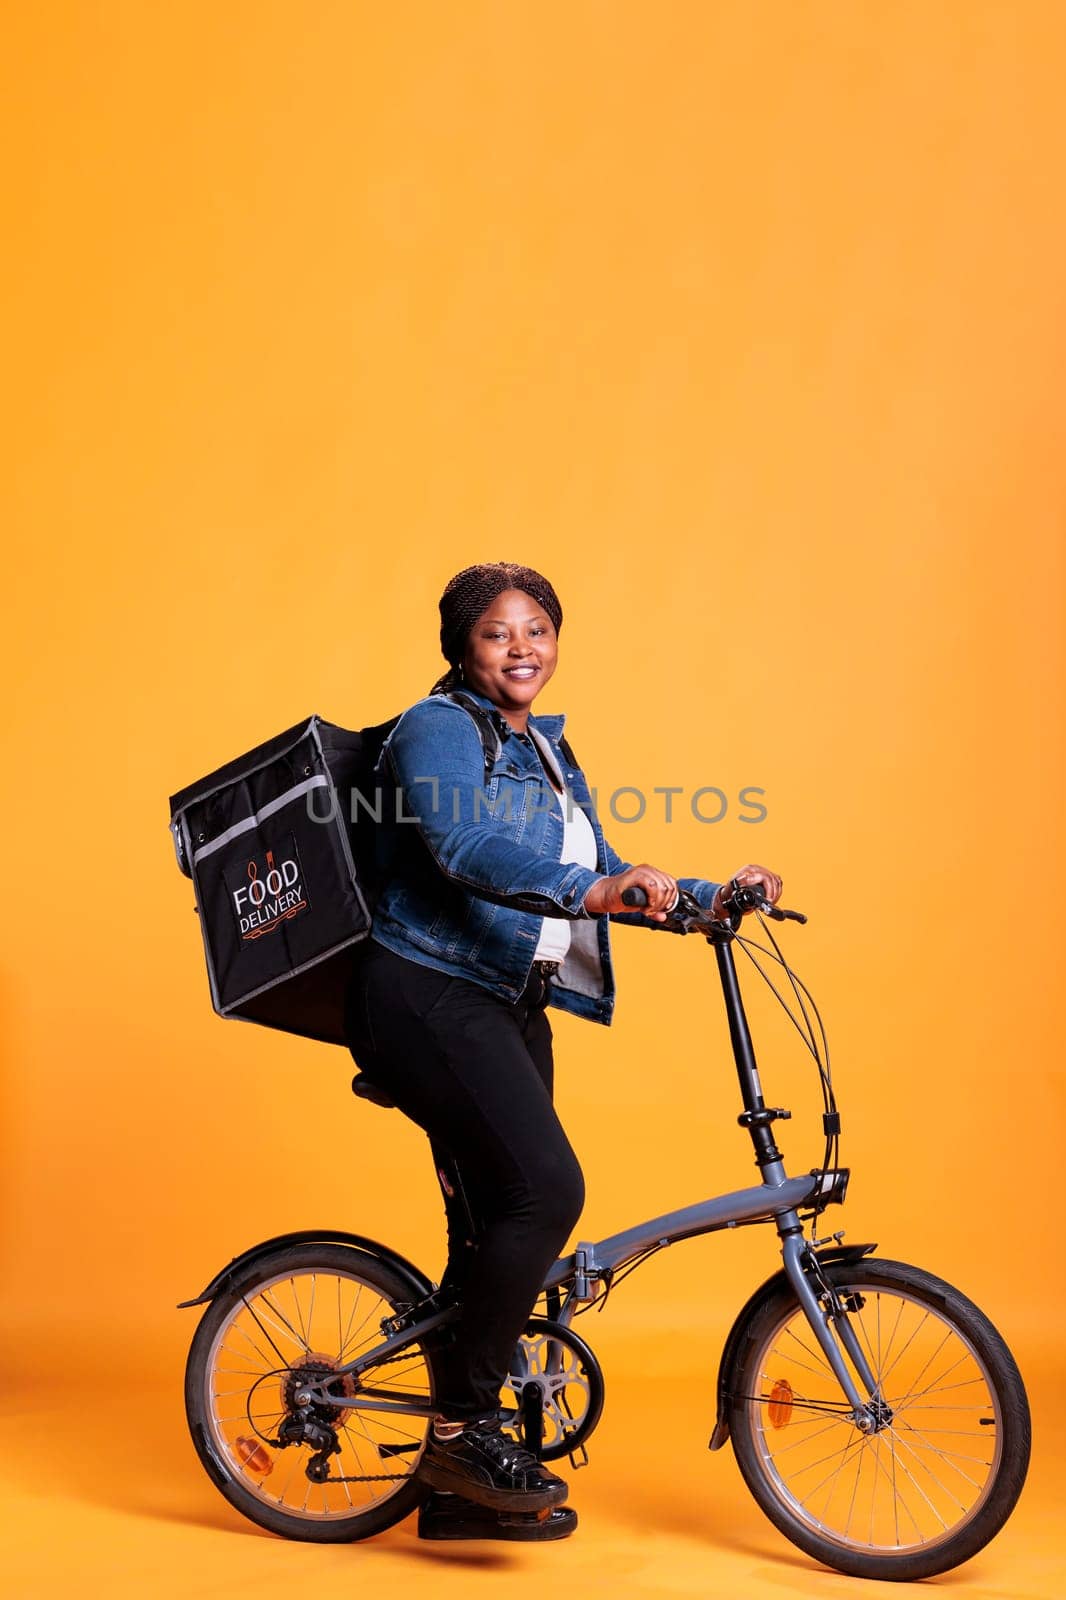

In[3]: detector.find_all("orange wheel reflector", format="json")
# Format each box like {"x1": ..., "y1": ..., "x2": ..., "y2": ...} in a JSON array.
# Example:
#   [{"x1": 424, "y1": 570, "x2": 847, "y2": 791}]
[
  {"x1": 767, "y1": 1378, "x2": 794, "y2": 1429},
  {"x1": 235, "y1": 1436, "x2": 273, "y2": 1475}
]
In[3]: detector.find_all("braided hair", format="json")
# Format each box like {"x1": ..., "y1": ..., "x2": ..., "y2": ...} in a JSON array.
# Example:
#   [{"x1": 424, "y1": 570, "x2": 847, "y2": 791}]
[{"x1": 429, "y1": 561, "x2": 564, "y2": 694}]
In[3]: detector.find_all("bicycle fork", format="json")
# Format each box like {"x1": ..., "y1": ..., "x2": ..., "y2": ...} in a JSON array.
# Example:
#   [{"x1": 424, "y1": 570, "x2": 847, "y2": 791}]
[{"x1": 778, "y1": 1219, "x2": 889, "y2": 1433}]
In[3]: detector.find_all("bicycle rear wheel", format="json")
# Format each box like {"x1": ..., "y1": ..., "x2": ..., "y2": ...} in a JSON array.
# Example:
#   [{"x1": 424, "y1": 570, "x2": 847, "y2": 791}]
[
  {"x1": 728, "y1": 1257, "x2": 1030, "y2": 1580},
  {"x1": 185, "y1": 1244, "x2": 437, "y2": 1541}
]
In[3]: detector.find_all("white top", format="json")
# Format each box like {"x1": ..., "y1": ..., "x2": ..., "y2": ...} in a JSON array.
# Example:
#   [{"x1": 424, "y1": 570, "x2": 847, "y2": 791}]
[{"x1": 528, "y1": 727, "x2": 598, "y2": 964}]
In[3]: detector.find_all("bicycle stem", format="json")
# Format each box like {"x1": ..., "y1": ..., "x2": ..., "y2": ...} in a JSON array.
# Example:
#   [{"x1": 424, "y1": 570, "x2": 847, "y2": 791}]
[{"x1": 707, "y1": 922, "x2": 786, "y2": 1177}]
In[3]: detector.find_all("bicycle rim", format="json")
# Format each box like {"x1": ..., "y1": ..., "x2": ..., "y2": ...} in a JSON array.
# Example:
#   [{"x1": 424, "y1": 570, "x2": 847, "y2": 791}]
[{"x1": 202, "y1": 1263, "x2": 432, "y2": 1522}]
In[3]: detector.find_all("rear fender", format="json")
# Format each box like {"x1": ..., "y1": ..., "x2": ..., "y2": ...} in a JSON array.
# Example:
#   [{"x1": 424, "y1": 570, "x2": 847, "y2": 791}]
[
  {"x1": 707, "y1": 1242, "x2": 877, "y2": 1450},
  {"x1": 177, "y1": 1229, "x2": 434, "y2": 1309}
]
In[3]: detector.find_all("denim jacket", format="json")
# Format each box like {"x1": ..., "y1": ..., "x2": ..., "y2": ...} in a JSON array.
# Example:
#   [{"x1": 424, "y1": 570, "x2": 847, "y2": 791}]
[{"x1": 368, "y1": 684, "x2": 723, "y2": 1025}]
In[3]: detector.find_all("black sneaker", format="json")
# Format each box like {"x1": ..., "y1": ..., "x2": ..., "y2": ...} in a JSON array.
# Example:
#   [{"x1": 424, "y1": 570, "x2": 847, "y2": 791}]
[
  {"x1": 417, "y1": 1490, "x2": 578, "y2": 1542},
  {"x1": 419, "y1": 1418, "x2": 569, "y2": 1512}
]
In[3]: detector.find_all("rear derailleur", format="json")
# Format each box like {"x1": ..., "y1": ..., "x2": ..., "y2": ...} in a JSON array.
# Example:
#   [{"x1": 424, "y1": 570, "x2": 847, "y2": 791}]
[{"x1": 276, "y1": 1411, "x2": 341, "y2": 1483}]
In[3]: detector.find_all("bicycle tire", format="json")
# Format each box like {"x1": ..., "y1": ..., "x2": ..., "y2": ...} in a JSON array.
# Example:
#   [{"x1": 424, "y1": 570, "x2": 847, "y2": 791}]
[
  {"x1": 727, "y1": 1257, "x2": 1030, "y2": 1580},
  {"x1": 185, "y1": 1243, "x2": 438, "y2": 1542}
]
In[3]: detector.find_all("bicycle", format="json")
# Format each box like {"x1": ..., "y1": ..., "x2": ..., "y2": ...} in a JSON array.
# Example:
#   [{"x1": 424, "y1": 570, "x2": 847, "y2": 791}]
[{"x1": 181, "y1": 882, "x2": 1030, "y2": 1580}]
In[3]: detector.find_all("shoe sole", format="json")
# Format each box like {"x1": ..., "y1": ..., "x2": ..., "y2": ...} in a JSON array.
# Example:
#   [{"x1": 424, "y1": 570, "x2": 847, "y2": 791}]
[
  {"x1": 418, "y1": 1506, "x2": 578, "y2": 1542},
  {"x1": 418, "y1": 1456, "x2": 569, "y2": 1513}
]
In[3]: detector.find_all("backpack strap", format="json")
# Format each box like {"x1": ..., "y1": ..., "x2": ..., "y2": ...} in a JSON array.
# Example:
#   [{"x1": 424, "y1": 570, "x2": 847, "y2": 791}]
[
  {"x1": 445, "y1": 689, "x2": 581, "y2": 776},
  {"x1": 424, "y1": 690, "x2": 577, "y2": 778},
  {"x1": 440, "y1": 689, "x2": 506, "y2": 777}
]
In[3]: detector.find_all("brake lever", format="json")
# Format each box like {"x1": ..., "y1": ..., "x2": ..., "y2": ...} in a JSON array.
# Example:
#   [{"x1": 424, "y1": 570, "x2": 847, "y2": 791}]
[
  {"x1": 669, "y1": 887, "x2": 716, "y2": 935},
  {"x1": 729, "y1": 889, "x2": 806, "y2": 928},
  {"x1": 620, "y1": 885, "x2": 709, "y2": 933},
  {"x1": 761, "y1": 903, "x2": 808, "y2": 924}
]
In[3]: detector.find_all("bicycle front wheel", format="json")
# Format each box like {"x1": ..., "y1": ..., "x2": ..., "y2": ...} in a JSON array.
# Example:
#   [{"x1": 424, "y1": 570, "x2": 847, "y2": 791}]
[{"x1": 728, "y1": 1257, "x2": 1030, "y2": 1581}]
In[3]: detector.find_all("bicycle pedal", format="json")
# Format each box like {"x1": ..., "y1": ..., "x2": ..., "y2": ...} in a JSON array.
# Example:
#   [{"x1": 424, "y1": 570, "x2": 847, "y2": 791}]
[{"x1": 568, "y1": 1442, "x2": 590, "y2": 1470}]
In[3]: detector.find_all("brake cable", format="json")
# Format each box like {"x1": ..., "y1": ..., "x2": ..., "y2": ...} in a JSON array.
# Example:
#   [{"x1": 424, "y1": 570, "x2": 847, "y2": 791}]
[{"x1": 724, "y1": 911, "x2": 840, "y2": 1230}]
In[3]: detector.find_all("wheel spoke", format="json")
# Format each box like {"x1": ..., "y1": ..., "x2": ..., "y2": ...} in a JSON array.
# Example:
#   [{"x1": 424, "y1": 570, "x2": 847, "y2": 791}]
[
  {"x1": 339, "y1": 1282, "x2": 366, "y2": 1358},
  {"x1": 865, "y1": 1435, "x2": 928, "y2": 1543},
  {"x1": 339, "y1": 1290, "x2": 382, "y2": 1361},
  {"x1": 225, "y1": 1320, "x2": 278, "y2": 1372},
  {"x1": 890, "y1": 1370, "x2": 983, "y2": 1413},
  {"x1": 273, "y1": 1442, "x2": 302, "y2": 1509},
  {"x1": 238, "y1": 1296, "x2": 292, "y2": 1367},
  {"x1": 217, "y1": 1353, "x2": 274, "y2": 1377},
  {"x1": 360, "y1": 1354, "x2": 426, "y2": 1385},
  {"x1": 854, "y1": 1302, "x2": 882, "y2": 1386},
  {"x1": 790, "y1": 1433, "x2": 868, "y2": 1513},
  {"x1": 878, "y1": 1308, "x2": 930, "y2": 1390},
  {"x1": 214, "y1": 1386, "x2": 280, "y2": 1400},
  {"x1": 762, "y1": 1346, "x2": 840, "y2": 1385},
  {"x1": 255, "y1": 1291, "x2": 311, "y2": 1354},
  {"x1": 843, "y1": 1439, "x2": 865, "y2": 1542},
  {"x1": 888, "y1": 1425, "x2": 901, "y2": 1546},
  {"x1": 783, "y1": 1324, "x2": 835, "y2": 1376},
  {"x1": 756, "y1": 1396, "x2": 853, "y2": 1429},
  {"x1": 889, "y1": 1425, "x2": 988, "y2": 1496},
  {"x1": 891, "y1": 1326, "x2": 954, "y2": 1408},
  {"x1": 289, "y1": 1277, "x2": 311, "y2": 1350},
  {"x1": 349, "y1": 1407, "x2": 426, "y2": 1445},
  {"x1": 894, "y1": 1423, "x2": 993, "y2": 1472},
  {"x1": 762, "y1": 1416, "x2": 852, "y2": 1461},
  {"x1": 877, "y1": 1295, "x2": 907, "y2": 1385},
  {"x1": 778, "y1": 1430, "x2": 869, "y2": 1486},
  {"x1": 880, "y1": 1426, "x2": 964, "y2": 1520}
]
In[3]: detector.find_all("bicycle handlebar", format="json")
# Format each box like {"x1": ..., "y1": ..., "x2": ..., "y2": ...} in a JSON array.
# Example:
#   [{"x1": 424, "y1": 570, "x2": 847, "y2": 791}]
[{"x1": 620, "y1": 881, "x2": 807, "y2": 926}]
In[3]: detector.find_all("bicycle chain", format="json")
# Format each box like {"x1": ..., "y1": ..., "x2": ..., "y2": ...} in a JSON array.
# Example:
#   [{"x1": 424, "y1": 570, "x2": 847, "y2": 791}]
[{"x1": 322, "y1": 1471, "x2": 412, "y2": 1484}]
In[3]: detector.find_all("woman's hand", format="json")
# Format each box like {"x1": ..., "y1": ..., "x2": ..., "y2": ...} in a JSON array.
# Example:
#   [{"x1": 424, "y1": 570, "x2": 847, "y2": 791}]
[
  {"x1": 582, "y1": 863, "x2": 679, "y2": 921},
  {"x1": 710, "y1": 864, "x2": 783, "y2": 921}
]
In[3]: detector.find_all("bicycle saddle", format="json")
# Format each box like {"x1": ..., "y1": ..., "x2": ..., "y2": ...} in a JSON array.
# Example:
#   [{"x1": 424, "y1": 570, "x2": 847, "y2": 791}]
[{"x1": 351, "y1": 1073, "x2": 396, "y2": 1109}]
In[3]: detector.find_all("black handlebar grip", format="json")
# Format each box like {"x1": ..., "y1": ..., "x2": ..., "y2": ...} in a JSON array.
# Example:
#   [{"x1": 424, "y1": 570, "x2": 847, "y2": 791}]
[{"x1": 621, "y1": 885, "x2": 649, "y2": 908}]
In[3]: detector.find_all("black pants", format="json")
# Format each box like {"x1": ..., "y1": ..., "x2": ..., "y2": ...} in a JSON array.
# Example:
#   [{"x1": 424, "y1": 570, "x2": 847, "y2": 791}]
[{"x1": 342, "y1": 940, "x2": 585, "y2": 1420}]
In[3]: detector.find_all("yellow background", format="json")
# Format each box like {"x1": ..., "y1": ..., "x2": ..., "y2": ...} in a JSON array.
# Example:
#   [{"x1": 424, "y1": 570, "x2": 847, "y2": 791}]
[{"x1": 2, "y1": 2, "x2": 1063, "y2": 1595}]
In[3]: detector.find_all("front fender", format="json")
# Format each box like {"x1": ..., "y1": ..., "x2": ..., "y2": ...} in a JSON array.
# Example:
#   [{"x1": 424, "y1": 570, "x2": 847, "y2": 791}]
[
  {"x1": 177, "y1": 1229, "x2": 434, "y2": 1309},
  {"x1": 707, "y1": 1242, "x2": 877, "y2": 1451}
]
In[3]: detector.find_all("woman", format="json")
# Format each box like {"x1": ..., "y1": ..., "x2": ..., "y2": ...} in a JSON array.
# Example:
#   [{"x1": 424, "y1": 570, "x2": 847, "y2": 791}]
[{"x1": 343, "y1": 561, "x2": 782, "y2": 1543}]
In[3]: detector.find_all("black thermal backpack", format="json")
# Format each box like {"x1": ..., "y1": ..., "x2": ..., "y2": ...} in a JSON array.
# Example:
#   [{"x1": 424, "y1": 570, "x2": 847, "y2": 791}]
[{"x1": 167, "y1": 691, "x2": 503, "y2": 1047}]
